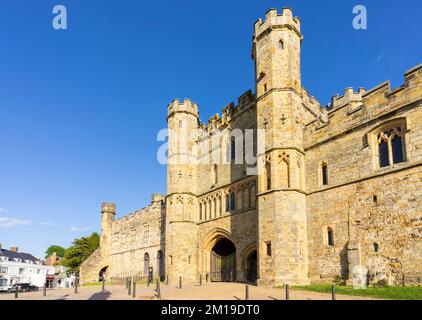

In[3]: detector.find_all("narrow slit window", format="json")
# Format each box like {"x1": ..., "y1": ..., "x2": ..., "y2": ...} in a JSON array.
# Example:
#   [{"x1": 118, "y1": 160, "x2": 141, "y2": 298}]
[{"x1": 327, "y1": 228, "x2": 334, "y2": 246}]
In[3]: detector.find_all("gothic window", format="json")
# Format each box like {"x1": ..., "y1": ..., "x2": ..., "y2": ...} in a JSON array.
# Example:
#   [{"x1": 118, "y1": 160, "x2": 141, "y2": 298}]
[
  {"x1": 250, "y1": 185, "x2": 256, "y2": 208},
  {"x1": 375, "y1": 124, "x2": 406, "y2": 168},
  {"x1": 243, "y1": 189, "x2": 250, "y2": 209},
  {"x1": 214, "y1": 198, "x2": 217, "y2": 218},
  {"x1": 199, "y1": 203, "x2": 202, "y2": 221},
  {"x1": 144, "y1": 253, "x2": 150, "y2": 276},
  {"x1": 266, "y1": 162, "x2": 271, "y2": 191},
  {"x1": 225, "y1": 194, "x2": 230, "y2": 212},
  {"x1": 327, "y1": 227, "x2": 334, "y2": 246},
  {"x1": 230, "y1": 192, "x2": 236, "y2": 211},
  {"x1": 231, "y1": 138, "x2": 236, "y2": 161},
  {"x1": 321, "y1": 163, "x2": 328, "y2": 186}
]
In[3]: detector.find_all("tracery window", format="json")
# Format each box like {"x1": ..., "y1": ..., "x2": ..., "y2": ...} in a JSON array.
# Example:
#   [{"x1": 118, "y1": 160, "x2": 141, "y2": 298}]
[{"x1": 376, "y1": 127, "x2": 405, "y2": 168}]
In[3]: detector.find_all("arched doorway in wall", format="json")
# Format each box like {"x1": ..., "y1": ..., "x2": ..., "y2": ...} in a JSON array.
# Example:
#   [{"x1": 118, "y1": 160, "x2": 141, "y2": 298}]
[
  {"x1": 245, "y1": 250, "x2": 257, "y2": 283},
  {"x1": 144, "y1": 253, "x2": 150, "y2": 277},
  {"x1": 210, "y1": 238, "x2": 236, "y2": 282},
  {"x1": 98, "y1": 266, "x2": 108, "y2": 282},
  {"x1": 157, "y1": 250, "x2": 164, "y2": 281}
]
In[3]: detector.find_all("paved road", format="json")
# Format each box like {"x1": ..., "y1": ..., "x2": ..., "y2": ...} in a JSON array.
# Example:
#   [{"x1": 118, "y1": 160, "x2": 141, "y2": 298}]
[{"x1": 0, "y1": 283, "x2": 380, "y2": 300}]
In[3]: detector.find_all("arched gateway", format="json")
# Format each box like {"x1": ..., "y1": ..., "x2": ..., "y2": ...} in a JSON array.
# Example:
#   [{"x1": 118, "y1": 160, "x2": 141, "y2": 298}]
[
  {"x1": 210, "y1": 238, "x2": 236, "y2": 282},
  {"x1": 201, "y1": 229, "x2": 237, "y2": 282}
]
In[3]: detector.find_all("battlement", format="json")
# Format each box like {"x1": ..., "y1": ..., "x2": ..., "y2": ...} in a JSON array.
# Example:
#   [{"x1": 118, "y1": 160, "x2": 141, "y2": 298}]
[
  {"x1": 305, "y1": 63, "x2": 422, "y2": 146},
  {"x1": 102, "y1": 202, "x2": 116, "y2": 214},
  {"x1": 167, "y1": 98, "x2": 199, "y2": 118},
  {"x1": 253, "y1": 7, "x2": 301, "y2": 40},
  {"x1": 327, "y1": 87, "x2": 366, "y2": 114},
  {"x1": 151, "y1": 193, "x2": 164, "y2": 203},
  {"x1": 201, "y1": 90, "x2": 255, "y2": 134}
]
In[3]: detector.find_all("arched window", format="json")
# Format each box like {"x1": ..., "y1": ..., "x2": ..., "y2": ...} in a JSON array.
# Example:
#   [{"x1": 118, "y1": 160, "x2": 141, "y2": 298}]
[
  {"x1": 230, "y1": 192, "x2": 236, "y2": 211},
  {"x1": 231, "y1": 138, "x2": 236, "y2": 161},
  {"x1": 373, "y1": 243, "x2": 379, "y2": 253},
  {"x1": 327, "y1": 228, "x2": 334, "y2": 246},
  {"x1": 225, "y1": 194, "x2": 230, "y2": 212},
  {"x1": 321, "y1": 163, "x2": 328, "y2": 186},
  {"x1": 244, "y1": 188, "x2": 250, "y2": 209},
  {"x1": 278, "y1": 39, "x2": 284, "y2": 50},
  {"x1": 199, "y1": 203, "x2": 202, "y2": 221},
  {"x1": 266, "y1": 162, "x2": 271, "y2": 191},
  {"x1": 144, "y1": 253, "x2": 150, "y2": 276},
  {"x1": 376, "y1": 126, "x2": 405, "y2": 168},
  {"x1": 250, "y1": 185, "x2": 256, "y2": 208},
  {"x1": 214, "y1": 198, "x2": 217, "y2": 218}
]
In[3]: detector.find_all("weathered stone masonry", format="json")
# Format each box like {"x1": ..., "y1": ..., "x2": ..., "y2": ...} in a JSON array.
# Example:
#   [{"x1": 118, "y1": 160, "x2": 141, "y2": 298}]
[{"x1": 80, "y1": 6, "x2": 421, "y2": 286}]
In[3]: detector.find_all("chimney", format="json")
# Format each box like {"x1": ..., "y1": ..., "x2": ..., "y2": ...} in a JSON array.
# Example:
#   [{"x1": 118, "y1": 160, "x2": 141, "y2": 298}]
[{"x1": 10, "y1": 246, "x2": 18, "y2": 253}]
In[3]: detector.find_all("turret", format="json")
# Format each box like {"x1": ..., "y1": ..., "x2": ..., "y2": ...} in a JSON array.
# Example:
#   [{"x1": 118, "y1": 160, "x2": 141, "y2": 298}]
[
  {"x1": 253, "y1": 6, "x2": 309, "y2": 286},
  {"x1": 165, "y1": 98, "x2": 200, "y2": 285},
  {"x1": 100, "y1": 202, "x2": 116, "y2": 249}
]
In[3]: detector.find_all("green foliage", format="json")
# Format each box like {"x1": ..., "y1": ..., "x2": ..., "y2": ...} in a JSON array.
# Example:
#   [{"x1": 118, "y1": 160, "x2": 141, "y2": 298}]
[
  {"x1": 291, "y1": 284, "x2": 422, "y2": 300},
  {"x1": 45, "y1": 245, "x2": 66, "y2": 259},
  {"x1": 373, "y1": 279, "x2": 389, "y2": 288},
  {"x1": 61, "y1": 232, "x2": 100, "y2": 274}
]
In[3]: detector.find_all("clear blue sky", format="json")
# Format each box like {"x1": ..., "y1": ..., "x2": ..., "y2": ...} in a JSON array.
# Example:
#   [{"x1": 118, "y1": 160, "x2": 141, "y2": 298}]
[{"x1": 0, "y1": 0, "x2": 421, "y2": 258}]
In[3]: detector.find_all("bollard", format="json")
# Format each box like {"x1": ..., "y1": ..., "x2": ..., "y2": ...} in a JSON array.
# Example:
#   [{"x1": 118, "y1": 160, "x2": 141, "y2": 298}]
[
  {"x1": 245, "y1": 285, "x2": 249, "y2": 300},
  {"x1": 132, "y1": 278, "x2": 136, "y2": 298},
  {"x1": 199, "y1": 274, "x2": 202, "y2": 286},
  {"x1": 128, "y1": 278, "x2": 132, "y2": 296},
  {"x1": 157, "y1": 279, "x2": 161, "y2": 299},
  {"x1": 43, "y1": 284, "x2": 47, "y2": 297},
  {"x1": 206, "y1": 273, "x2": 209, "y2": 283},
  {"x1": 15, "y1": 286, "x2": 18, "y2": 299},
  {"x1": 331, "y1": 285, "x2": 336, "y2": 301},
  {"x1": 179, "y1": 276, "x2": 182, "y2": 289},
  {"x1": 74, "y1": 278, "x2": 78, "y2": 294},
  {"x1": 156, "y1": 279, "x2": 159, "y2": 291},
  {"x1": 285, "y1": 284, "x2": 289, "y2": 300},
  {"x1": 125, "y1": 277, "x2": 129, "y2": 289},
  {"x1": 102, "y1": 279, "x2": 105, "y2": 292},
  {"x1": 166, "y1": 275, "x2": 169, "y2": 286}
]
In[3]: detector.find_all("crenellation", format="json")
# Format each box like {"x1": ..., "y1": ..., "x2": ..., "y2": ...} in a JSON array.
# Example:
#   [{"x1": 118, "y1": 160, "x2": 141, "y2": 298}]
[
  {"x1": 81, "y1": 5, "x2": 422, "y2": 288},
  {"x1": 254, "y1": 7, "x2": 301, "y2": 40}
]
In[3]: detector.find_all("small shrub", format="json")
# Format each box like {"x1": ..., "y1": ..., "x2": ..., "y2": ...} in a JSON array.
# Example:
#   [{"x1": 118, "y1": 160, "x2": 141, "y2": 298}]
[{"x1": 373, "y1": 279, "x2": 389, "y2": 288}]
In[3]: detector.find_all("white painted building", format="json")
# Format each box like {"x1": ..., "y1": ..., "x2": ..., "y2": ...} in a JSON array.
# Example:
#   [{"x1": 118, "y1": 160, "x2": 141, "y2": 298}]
[{"x1": 0, "y1": 244, "x2": 55, "y2": 291}]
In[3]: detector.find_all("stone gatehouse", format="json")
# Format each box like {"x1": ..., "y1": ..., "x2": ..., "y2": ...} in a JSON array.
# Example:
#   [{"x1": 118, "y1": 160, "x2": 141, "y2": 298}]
[{"x1": 80, "y1": 6, "x2": 422, "y2": 287}]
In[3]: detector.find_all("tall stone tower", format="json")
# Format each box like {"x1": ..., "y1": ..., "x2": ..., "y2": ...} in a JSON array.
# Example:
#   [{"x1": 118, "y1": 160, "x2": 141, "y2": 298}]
[
  {"x1": 165, "y1": 99, "x2": 199, "y2": 284},
  {"x1": 252, "y1": 7, "x2": 309, "y2": 285},
  {"x1": 100, "y1": 202, "x2": 116, "y2": 255}
]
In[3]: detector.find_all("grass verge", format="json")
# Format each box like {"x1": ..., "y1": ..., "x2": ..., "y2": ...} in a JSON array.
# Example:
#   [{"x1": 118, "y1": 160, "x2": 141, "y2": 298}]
[{"x1": 292, "y1": 285, "x2": 422, "y2": 300}]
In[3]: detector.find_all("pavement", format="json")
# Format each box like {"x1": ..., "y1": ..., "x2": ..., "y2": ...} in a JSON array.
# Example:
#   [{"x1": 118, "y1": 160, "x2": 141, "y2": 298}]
[{"x1": 0, "y1": 282, "x2": 381, "y2": 300}]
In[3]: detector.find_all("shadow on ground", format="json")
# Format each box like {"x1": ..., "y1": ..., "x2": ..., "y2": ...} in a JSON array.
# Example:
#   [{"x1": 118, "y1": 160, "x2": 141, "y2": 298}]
[{"x1": 88, "y1": 291, "x2": 112, "y2": 300}]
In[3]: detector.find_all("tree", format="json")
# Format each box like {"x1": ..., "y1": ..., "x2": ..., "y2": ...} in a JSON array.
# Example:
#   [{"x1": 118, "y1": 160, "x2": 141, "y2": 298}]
[
  {"x1": 45, "y1": 245, "x2": 66, "y2": 259},
  {"x1": 61, "y1": 232, "x2": 100, "y2": 274}
]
